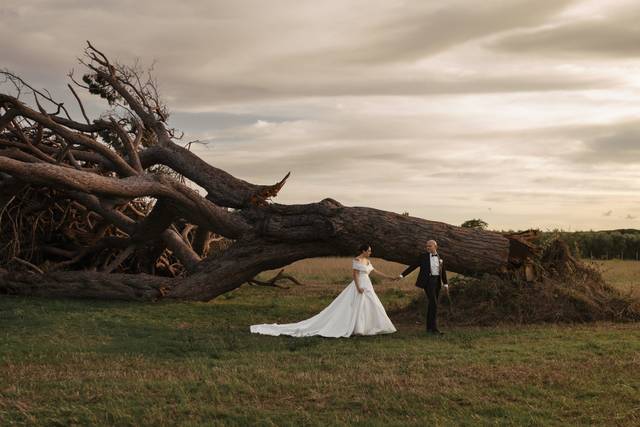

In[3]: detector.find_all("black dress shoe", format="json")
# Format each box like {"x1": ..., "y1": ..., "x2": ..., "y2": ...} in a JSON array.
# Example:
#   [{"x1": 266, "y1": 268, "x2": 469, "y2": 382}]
[{"x1": 428, "y1": 329, "x2": 444, "y2": 335}]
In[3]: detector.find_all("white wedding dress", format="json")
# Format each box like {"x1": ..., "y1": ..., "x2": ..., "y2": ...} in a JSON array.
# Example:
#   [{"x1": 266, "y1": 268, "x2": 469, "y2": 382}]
[{"x1": 250, "y1": 259, "x2": 397, "y2": 338}]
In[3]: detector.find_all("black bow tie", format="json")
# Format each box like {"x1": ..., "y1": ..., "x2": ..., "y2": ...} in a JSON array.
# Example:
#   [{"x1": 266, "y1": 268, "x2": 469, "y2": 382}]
[{"x1": 430, "y1": 254, "x2": 438, "y2": 257}]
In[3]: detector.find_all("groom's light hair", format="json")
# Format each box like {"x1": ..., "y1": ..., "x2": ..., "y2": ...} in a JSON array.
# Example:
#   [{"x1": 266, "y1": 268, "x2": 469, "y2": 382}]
[{"x1": 427, "y1": 239, "x2": 437, "y2": 247}]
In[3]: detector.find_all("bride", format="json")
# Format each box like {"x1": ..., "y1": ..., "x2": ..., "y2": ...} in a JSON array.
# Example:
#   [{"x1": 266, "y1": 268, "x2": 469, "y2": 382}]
[{"x1": 250, "y1": 244, "x2": 398, "y2": 338}]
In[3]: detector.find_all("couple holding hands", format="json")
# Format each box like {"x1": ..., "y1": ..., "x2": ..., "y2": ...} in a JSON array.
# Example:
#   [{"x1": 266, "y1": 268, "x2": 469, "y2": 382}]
[{"x1": 250, "y1": 240, "x2": 448, "y2": 338}]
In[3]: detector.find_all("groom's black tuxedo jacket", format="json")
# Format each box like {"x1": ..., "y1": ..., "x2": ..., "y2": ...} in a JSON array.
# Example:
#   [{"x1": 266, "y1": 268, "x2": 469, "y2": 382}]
[{"x1": 400, "y1": 253, "x2": 448, "y2": 289}]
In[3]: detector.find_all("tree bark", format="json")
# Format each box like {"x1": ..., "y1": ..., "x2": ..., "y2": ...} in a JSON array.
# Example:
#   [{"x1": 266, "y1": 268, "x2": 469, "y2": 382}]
[{"x1": 1, "y1": 199, "x2": 519, "y2": 301}]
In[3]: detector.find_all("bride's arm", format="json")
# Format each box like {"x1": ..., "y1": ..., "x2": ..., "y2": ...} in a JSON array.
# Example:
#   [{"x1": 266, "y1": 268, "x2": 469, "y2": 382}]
[
  {"x1": 352, "y1": 267, "x2": 364, "y2": 293},
  {"x1": 372, "y1": 268, "x2": 399, "y2": 281}
]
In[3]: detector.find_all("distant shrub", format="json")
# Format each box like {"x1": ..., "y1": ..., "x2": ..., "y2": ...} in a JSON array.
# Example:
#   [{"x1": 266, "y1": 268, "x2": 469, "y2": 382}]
[{"x1": 461, "y1": 219, "x2": 488, "y2": 230}]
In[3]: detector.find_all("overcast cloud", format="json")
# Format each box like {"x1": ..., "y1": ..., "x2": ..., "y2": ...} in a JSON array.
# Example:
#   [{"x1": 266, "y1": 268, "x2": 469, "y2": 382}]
[{"x1": 1, "y1": 0, "x2": 639, "y2": 230}]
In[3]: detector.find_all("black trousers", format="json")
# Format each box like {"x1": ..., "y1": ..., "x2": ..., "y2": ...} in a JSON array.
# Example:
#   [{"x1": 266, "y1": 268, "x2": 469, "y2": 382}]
[{"x1": 424, "y1": 276, "x2": 441, "y2": 331}]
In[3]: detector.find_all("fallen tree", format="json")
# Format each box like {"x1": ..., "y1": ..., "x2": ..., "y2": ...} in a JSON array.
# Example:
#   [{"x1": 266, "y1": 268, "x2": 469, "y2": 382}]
[{"x1": 0, "y1": 42, "x2": 549, "y2": 301}]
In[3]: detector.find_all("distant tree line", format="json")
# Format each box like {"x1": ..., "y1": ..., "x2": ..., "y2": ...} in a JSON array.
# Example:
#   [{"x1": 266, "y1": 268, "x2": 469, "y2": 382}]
[
  {"x1": 538, "y1": 229, "x2": 640, "y2": 260},
  {"x1": 460, "y1": 219, "x2": 640, "y2": 261}
]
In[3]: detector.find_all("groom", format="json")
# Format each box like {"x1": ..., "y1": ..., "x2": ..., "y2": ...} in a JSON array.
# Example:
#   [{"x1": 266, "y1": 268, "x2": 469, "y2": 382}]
[{"x1": 398, "y1": 240, "x2": 449, "y2": 335}]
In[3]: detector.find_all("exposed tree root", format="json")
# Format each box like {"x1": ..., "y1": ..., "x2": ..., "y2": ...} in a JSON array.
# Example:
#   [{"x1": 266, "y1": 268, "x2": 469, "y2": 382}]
[{"x1": 393, "y1": 239, "x2": 640, "y2": 324}]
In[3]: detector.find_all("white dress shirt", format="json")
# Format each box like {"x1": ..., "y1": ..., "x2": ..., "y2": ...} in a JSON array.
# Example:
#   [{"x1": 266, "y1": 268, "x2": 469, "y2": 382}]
[{"x1": 430, "y1": 253, "x2": 440, "y2": 275}]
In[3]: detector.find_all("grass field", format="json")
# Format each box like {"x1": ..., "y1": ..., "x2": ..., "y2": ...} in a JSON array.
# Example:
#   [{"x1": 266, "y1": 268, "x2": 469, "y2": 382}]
[{"x1": 1, "y1": 258, "x2": 639, "y2": 426}]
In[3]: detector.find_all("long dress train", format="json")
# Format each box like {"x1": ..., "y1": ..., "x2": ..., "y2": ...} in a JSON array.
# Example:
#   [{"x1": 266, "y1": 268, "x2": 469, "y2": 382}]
[{"x1": 249, "y1": 259, "x2": 397, "y2": 338}]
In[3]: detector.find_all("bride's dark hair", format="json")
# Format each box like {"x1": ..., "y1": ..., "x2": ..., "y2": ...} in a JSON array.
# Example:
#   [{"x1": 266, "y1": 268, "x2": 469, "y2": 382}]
[{"x1": 356, "y1": 243, "x2": 371, "y2": 255}]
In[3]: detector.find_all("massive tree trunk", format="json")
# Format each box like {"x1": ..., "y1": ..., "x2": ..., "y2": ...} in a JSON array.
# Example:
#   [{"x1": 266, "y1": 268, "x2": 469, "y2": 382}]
[{"x1": 0, "y1": 42, "x2": 534, "y2": 301}]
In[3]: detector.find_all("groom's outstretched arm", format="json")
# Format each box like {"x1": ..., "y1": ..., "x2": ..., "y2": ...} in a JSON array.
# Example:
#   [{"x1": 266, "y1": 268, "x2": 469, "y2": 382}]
[{"x1": 399, "y1": 261, "x2": 419, "y2": 278}]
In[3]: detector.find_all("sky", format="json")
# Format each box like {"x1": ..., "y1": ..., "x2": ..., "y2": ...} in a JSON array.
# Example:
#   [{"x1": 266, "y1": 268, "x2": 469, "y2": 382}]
[{"x1": 2, "y1": 0, "x2": 640, "y2": 231}]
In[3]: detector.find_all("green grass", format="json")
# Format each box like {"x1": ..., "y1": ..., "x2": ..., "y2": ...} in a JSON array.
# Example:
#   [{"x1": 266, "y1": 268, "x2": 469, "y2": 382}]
[
  {"x1": 1, "y1": 259, "x2": 639, "y2": 426},
  {"x1": 591, "y1": 259, "x2": 640, "y2": 296}
]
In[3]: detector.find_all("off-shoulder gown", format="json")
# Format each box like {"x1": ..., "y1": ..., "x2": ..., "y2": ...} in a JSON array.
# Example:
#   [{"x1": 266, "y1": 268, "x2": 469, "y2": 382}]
[{"x1": 250, "y1": 259, "x2": 397, "y2": 338}]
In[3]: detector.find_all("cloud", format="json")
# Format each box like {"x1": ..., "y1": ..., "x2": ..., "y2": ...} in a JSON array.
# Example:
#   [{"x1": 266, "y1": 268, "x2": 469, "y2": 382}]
[
  {"x1": 0, "y1": 0, "x2": 601, "y2": 108},
  {"x1": 167, "y1": 111, "x2": 301, "y2": 135},
  {"x1": 491, "y1": 5, "x2": 640, "y2": 57},
  {"x1": 579, "y1": 129, "x2": 640, "y2": 163},
  {"x1": 565, "y1": 121, "x2": 640, "y2": 165},
  {"x1": 165, "y1": 72, "x2": 608, "y2": 107},
  {"x1": 2, "y1": 0, "x2": 640, "y2": 230},
  {"x1": 281, "y1": 0, "x2": 578, "y2": 65}
]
